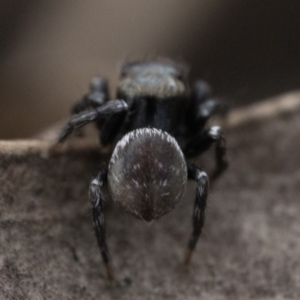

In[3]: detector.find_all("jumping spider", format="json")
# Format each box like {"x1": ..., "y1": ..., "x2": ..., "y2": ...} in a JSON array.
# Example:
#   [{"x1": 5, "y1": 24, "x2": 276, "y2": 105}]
[{"x1": 52, "y1": 60, "x2": 228, "y2": 281}]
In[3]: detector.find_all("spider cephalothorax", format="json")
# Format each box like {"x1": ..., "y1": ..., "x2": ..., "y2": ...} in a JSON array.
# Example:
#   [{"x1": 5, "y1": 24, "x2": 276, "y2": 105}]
[
  {"x1": 117, "y1": 61, "x2": 187, "y2": 99},
  {"x1": 52, "y1": 60, "x2": 228, "y2": 281}
]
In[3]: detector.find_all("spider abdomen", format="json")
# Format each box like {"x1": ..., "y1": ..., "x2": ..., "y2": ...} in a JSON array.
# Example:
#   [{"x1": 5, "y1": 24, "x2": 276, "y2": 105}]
[{"x1": 107, "y1": 128, "x2": 187, "y2": 222}]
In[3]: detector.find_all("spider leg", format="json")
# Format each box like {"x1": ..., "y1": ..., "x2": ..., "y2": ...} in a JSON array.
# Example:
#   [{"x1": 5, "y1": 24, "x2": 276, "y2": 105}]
[
  {"x1": 57, "y1": 99, "x2": 128, "y2": 144},
  {"x1": 89, "y1": 167, "x2": 114, "y2": 281},
  {"x1": 185, "y1": 80, "x2": 224, "y2": 137},
  {"x1": 184, "y1": 126, "x2": 228, "y2": 182},
  {"x1": 185, "y1": 163, "x2": 209, "y2": 264},
  {"x1": 72, "y1": 77, "x2": 109, "y2": 114},
  {"x1": 192, "y1": 80, "x2": 223, "y2": 119}
]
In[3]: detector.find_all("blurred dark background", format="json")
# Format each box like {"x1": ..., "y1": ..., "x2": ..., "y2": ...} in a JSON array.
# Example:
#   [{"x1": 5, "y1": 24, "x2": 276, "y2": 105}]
[{"x1": 0, "y1": 0, "x2": 299, "y2": 139}]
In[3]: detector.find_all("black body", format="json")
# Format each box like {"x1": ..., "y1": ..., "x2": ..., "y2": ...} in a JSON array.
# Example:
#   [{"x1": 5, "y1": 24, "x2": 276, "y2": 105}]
[{"x1": 54, "y1": 60, "x2": 228, "y2": 281}]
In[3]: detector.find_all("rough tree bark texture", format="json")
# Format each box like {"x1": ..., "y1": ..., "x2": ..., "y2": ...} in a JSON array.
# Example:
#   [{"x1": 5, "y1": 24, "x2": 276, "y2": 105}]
[{"x1": 0, "y1": 96, "x2": 300, "y2": 299}]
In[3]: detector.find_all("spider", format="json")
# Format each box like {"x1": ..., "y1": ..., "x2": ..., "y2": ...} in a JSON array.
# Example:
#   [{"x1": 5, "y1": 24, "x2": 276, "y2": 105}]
[{"x1": 51, "y1": 60, "x2": 228, "y2": 281}]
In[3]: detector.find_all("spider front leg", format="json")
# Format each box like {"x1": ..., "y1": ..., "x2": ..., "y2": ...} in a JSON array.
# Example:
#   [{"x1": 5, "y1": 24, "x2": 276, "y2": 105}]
[
  {"x1": 185, "y1": 163, "x2": 209, "y2": 264},
  {"x1": 72, "y1": 77, "x2": 109, "y2": 114},
  {"x1": 184, "y1": 126, "x2": 228, "y2": 183},
  {"x1": 58, "y1": 100, "x2": 128, "y2": 143},
  {"x1": 185, "y1": 80, "x2": 222, "y2": 136},
  {"x1": 89, "y1": 167, "x2": 114, "y2": 281},
  {"x1": 192, "y1": 80, "x2": 225, "y2": 120},
  {"x1": 48, "y1": 100, "x2": 127, "y2": 155}
]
